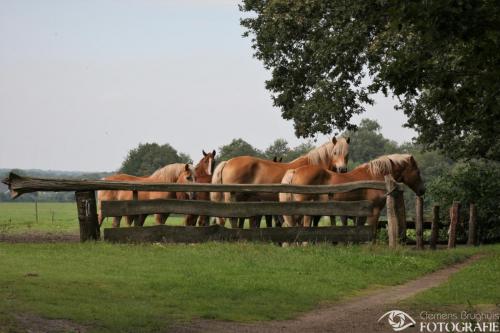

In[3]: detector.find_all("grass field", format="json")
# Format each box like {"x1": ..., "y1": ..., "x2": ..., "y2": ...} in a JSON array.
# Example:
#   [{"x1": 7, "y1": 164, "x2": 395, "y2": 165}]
[
  {"x1": 1, "y1": 242, "x2": 493, "y2": 333},
  {"x1": 0, "y1": 202, "x2": 185, "y2": 234},
  {"x1": 1, "y1": 203, "x2": 499, "y2": 333},
  {"x1": 405, "y1": 246, "x2": 500, "y2": 307}
]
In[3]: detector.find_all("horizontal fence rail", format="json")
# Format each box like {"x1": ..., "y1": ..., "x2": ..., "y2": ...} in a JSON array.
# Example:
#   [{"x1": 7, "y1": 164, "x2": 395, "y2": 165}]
[
  {"x1": 104, "y1": 224, "x2": 374, "y2": 243},
  {"x1": 3, "y1": 172, "x2": 404, "y2": 199},
  {"x1": 101, "y1": 199, "x2": 374, "y2": 218}
]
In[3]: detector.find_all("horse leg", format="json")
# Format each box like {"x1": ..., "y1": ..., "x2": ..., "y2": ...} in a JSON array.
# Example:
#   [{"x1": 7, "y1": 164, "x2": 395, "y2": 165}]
[
  {"x1": 329, "y1": 216, "x2": 336, "y2": 226},
  {"x1": 154, "y1": 213, "x2": 163, "y2": 225},
  {"x1": 126, "y1": 215, "x2": 135, "y2": 226},
  {"x1": 340, "y1": 216, "x2": 348, "y2": 226},
  {"x1": 185, "y1": 214, "x2": 197, "y2": 226},
  {"x1": 216, "y1": 217, "x2": 226, "y2": 226},
  {"x1": 250, "y1": 216, "x2": 261, "y2": 228},
  {"x1": 303, "y1": 215, "x2": 312, "y2": 227},
  {"x1": 112, "y1": 216, "x2": 121, "y2": 228},
  {"x1": 356, "y1": 216, "x2": 367, "y2": 226},
  {"x1": 367, "y1": 208, "x2": 381, "y2": 243},
  {"x1": 274, "y1": 215, "x2": 283, "y2": 227},
  {"x1": 312, "y1": 216, "x2": 321, "y2": 227},
  {"x1": 265, "y1": 215, "x2": 273, "y2": 228}
]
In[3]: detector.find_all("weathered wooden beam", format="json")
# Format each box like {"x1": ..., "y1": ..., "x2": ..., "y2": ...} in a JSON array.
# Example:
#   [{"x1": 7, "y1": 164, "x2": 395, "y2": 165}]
[
  {"x1": 101, "y1": 199, "x2": 374, "y2": 218},
  {"x1": 385, "y1": 175, "x2": 406, "y2": 247},
  {"x1": 3, "y1": 172, "x2": 404, "y2": 199},
  {"x1": 75, "y1": 191, "x2": 100, "y2": 242},
  {"x1": 103, "y1": 224, "x2": 374, "y2": 244},
  {"x1": 448, "y1": 201, "x2": 460, "y2": 248},
  {"x1": 415, "y1": 196, "x2": 424, "y2": 249},
  {"x1": 467, "y1": 203, "x2": 477, "y2": 246}
]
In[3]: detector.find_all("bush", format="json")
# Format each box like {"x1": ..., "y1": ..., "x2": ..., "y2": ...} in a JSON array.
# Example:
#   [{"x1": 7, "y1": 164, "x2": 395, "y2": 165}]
[{"x1": 428, "y1": 160, "x2": 500, "y2": 243}]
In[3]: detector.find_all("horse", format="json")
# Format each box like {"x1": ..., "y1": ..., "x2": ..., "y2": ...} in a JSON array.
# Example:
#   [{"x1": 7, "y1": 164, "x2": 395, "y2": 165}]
[
  {"x1": 279, "y1": 154, "x2": 425, "y2": 235},
  {"x1": 211, "y1": 137, "x2": 350, "y2": 228},
  {"x1": 176, "y1": 150, "x2": 216, "y2": 226},
  {"x1": 239, "y1": 156, "x2": 285, "y2": 229},
  {"x1": 97, "y1": 163, "x2": 196, "y2": 227}
]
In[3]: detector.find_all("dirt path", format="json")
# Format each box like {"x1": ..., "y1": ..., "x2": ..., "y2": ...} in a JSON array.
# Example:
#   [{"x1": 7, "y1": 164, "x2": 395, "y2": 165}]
[
  {"x1": 0, "y1": 232, "x2": 79, "y2": 243},
  {"x1": 172, "y1": 255, "x2": 483, "y2": 333}
]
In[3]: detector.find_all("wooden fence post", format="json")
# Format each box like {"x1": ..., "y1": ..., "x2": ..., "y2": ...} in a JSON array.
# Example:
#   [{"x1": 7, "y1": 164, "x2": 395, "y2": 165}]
[
  {"x1": 467, "y1": 203, "x2": 477, "y2": 246},
  {"x1": 385, "y1": 175, "x2": 406, "y2": 248},
  {"x1": 415, "y1": 196, "x2": 424, "y2": 249},
  {"x1": 430, "y1": 205, "x2": 440, "y2": 250},
  {"x1": 448, "y1": 201, "x2": 460, "y2": 248},
  {"x1": 75, "y1": 191, "x2": 100, "y2": 242}
]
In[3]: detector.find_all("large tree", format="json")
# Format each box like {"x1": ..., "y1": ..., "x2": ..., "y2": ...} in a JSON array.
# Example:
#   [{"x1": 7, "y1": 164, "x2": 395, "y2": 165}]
[
  {"x1": 240, "y1": 0, "x2": 500, "y2": 161},
  {"x1": 120, "y1": 143, "x2": 191, "y2": 176}
]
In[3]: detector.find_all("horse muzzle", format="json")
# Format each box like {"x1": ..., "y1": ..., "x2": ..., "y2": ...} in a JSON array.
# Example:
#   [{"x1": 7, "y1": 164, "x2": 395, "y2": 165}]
[{"x1": 336, "y1": 166, "x2": 348, "y2": 173}]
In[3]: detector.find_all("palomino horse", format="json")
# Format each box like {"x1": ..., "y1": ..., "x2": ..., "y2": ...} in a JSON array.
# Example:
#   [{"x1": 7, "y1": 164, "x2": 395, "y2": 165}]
[
  {"x1": 97, "y1": 163, "x2": 196, "y2": 227},
  {"x1": 176, "y1": 150, "x2": 216, "y2": 226},
  {"x1": 279, "y1": 154, "x2": 426, "y2": 234},
  {"x1": 238, "y1": 156, "x2": 285, "y2": 228},
  {"x1": 211, "y1": 137, "x2": 350, "y2": 228}
]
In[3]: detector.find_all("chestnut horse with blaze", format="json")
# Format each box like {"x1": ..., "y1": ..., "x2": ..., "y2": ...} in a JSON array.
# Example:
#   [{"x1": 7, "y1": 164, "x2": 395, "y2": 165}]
[
  {"x1": 176, "y1": 150, "x2": 216, "y2": 226},
  {"x1": 211, "y1": 137, "x2": 350, "y2": 228},
  {"x1": 279, "y1": 154, "x2": 426, "y2": 234},
  {"x1": 98, "y1": 163, "x2": 196, "y2": 227}
]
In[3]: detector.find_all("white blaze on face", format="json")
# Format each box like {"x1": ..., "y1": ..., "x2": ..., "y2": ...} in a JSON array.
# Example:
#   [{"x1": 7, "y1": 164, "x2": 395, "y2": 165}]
[{"x1": 207, "y1": 157, "x2": 212, "y2": 176}]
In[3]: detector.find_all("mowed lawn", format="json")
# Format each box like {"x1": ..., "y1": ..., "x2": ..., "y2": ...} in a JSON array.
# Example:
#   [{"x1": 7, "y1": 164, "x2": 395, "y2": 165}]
[
  {"x1": 405, "y1": 245, "x2": 500, "y2": 308},
  {"x1": 1, "y1": 242, "x2": 494, "y2": 333},
  {"x1": 1, "y1": 203, "x2": 499, "y2": 332}
]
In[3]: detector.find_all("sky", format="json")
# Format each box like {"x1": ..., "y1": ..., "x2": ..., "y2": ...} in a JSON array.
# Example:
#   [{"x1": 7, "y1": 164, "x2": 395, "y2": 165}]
[{"x1": 0, "y1": 0, "x2": 415, "y2": 172}]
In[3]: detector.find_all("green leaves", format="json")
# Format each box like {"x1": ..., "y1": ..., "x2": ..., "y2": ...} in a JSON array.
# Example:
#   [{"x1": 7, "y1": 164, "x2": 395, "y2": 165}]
[
  {"x1": 240, "y1": 0, "x2": 500, "y2": 161},
  {"x1": 120, "y1": 143, "x2": 191, "y2": 176}
]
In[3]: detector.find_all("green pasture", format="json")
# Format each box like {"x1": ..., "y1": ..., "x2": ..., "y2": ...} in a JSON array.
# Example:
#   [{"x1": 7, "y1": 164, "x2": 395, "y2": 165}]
[
  {"x1": 0, "y1": 202, "x2": 338, "y2": 235},
  {"x1": 1, "y1": 202, "x2": 499, "y2": 332},
  {"x1": 0, "y1": 202, "x2": 185, "y2": 234},
  {"x1": 1, "y1": 242, "x2": 497, "y2": 333},
  {"x1": 405, "y1": 246, "x2": 500, "y2": 308}
]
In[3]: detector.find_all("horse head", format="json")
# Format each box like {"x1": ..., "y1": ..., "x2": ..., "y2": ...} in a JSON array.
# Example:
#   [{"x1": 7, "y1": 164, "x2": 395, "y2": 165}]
[
  {"x1": 390, "y1": 155, "x2": 426, "y2": 196},
  {"x1": 330, "y1": 137, "x2": 350, "y2": 173},
  {"x1": 197, "y1": 149, "x2": 216, "y2": 177},
  {"x1": 177, "y1": 164, "x2": 196, "y2": 199}
]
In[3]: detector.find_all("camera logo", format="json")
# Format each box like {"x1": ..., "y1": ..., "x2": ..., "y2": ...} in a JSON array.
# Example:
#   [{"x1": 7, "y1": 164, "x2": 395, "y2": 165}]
[{"x1": 378, "y1": 310, "x2": 417, "y2": 331}]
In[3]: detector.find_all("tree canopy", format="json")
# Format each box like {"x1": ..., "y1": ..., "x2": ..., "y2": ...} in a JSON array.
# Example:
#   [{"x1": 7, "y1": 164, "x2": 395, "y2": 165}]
[
  {"x1": 343, "y1": 119, "x2": 398, "y2": 165},
  {"x1": 217, "y1": 138, "x2": 264, "y2": 161},
  {"x1": 240, "y1": 0, "x2": 500, "y2": 161},
  {"x1": 120, "y1": 143, "x2": 191, "y2": 176}
]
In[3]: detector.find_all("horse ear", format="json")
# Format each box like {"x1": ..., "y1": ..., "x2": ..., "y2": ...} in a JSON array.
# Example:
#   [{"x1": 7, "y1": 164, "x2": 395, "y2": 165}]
[
  {"x1": 346, "y1": 136, "x2": 350, "y2": 144},
  {"x1": 185, "y1": 164, "x2": 190, "y2": 171},
  {"x1": 212, "y1": 150, "x2": 216, "y2": 156},
  {"x1": 202, "y1": 150, "x2": 207, "y2": 156},
  {"x1": 332, "y1": 137, "x2": 338, "y2": 145}
]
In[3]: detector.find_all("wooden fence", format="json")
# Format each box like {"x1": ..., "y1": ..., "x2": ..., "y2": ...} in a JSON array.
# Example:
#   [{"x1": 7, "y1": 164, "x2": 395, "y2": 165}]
[{"x1": 3, "y1": 172, "x2": 475, "y2": 247}]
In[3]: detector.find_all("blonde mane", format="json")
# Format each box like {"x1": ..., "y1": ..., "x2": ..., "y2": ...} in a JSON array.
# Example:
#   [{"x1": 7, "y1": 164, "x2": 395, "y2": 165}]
[
  {"x1": 366, "y1": 154, "x2": 412, "y2": 176},
  {"x1": 149, "y1": 163, "x2": 193, "y2": 182},
  {"x1": 304, "y1": 138, "x2": 349, "y2": 165}
]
